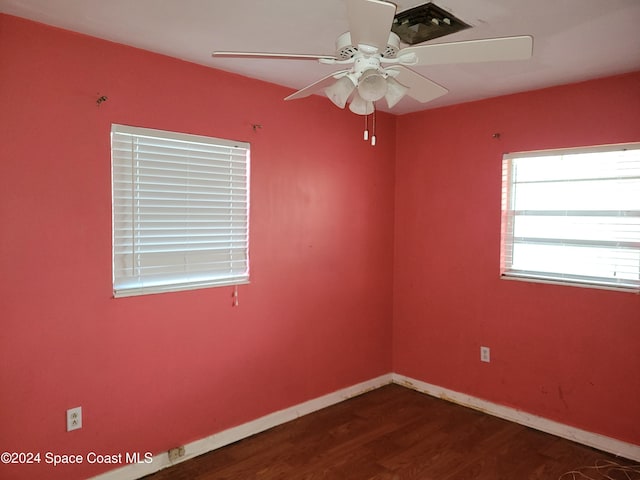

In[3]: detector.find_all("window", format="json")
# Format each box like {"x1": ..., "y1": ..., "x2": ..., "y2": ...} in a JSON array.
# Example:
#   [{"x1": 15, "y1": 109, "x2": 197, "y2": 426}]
[
  {"x1": 111, "y1": 124, "x2": 250, "y2": 297},
  {"x1": 501, "y1": 143, "x2": 640, "y2": 292}
]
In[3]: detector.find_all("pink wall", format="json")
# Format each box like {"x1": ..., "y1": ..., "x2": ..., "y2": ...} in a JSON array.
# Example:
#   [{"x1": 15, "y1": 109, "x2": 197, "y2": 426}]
[
  {"x1": 393, "y1": 72, "x2": 640, "y2": 445},
  {"x1": 0, "y1": 15, "x2": 395, "y2": 479}
]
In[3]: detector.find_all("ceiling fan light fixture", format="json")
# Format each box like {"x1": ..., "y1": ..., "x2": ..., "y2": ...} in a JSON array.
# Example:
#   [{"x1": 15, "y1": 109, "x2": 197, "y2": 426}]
[
  {"x1": 349, "y1": 92, "x2": 374, "y2": 115},
  {"x1": 357, "y1": 69, "x2": 388, "y2": 102},
  {"x1": 213, "y1": 1, "x2": 533, "y2": 116},
  {"x1": 324, "y1": 76, "x2": 356, "y2": 109},
  {"x1": 384, "y1": 77, "x2": 409, "y2": 108}
]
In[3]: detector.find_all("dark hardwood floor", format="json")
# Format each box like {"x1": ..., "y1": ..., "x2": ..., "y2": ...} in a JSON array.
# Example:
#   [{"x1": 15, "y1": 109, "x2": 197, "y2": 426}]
[{"x1": 142, "y1": 384, "x2": 638, "y2": 480}]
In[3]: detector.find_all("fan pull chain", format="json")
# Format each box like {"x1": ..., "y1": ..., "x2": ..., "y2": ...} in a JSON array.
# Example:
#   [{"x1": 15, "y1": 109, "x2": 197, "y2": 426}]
[
  {"x1": 371, "y1": 110, "x2": 376, "y2": 147},
  {"x1": 371, "y1": 109, "x2": 377, "y2": 146},
  {"x1": 364, "y1": 114, "x2": 369, "y2": 141},
  {"x1": 362, "y1": 112, "x2": 376, "y2": 146}
]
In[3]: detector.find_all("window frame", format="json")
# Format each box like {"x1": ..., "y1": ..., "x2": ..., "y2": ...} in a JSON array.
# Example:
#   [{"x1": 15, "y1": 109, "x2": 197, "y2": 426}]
[
  {"x1": 500, "y1": 143, "x2": 640, "y2": 293},
  {"x1": 111, "y1": 124, "x2": 250, "y2": 298}
]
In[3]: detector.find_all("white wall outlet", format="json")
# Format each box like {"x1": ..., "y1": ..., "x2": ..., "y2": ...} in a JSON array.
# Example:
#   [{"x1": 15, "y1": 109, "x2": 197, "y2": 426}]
[
  {"x1": 66, "y1": 406, "x2": 82, "y2": 431},
  {"x1": 480, "y1": 346, "x2": 491, "y2": 363}
]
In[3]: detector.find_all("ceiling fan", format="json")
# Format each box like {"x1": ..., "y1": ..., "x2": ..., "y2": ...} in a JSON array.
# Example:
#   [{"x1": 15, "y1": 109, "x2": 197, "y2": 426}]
[{"x1": 212, "y1": 0, "x2": 533, "y2": 116}]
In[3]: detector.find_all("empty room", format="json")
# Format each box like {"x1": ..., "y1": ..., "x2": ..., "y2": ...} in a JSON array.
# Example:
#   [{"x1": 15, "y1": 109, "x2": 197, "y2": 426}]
[{"x1": 0, "y1": 1, "x2": 639, "y2": 479}]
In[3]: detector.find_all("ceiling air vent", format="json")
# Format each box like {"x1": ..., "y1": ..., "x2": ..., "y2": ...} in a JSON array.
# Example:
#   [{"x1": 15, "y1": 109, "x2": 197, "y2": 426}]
[{"x1": 392, "y1": 2, "x2": 470, "y2": 45}]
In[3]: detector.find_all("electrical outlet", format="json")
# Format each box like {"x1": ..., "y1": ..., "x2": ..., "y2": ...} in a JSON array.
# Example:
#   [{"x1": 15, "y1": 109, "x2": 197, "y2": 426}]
[
  {"x1": 480, "y1": 346, "x2": 491, "y2": 363},
  {"x1": 168, "y1": 446, "x2": 185, "y2": 462},
  {"x1": 66, "y1": 407, "x2": 82, "y2": 431}
]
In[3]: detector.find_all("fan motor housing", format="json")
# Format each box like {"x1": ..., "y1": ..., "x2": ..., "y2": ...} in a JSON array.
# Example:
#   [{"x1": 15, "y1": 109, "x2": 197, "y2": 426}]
[{"x1": 336, "y1": 31, "x2": 400, "y2": 59}]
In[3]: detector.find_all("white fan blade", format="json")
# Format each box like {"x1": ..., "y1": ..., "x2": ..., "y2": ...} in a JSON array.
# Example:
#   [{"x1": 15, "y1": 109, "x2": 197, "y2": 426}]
[
  {"x1": 212, "y1": 51, "x2": 337, "y2": 61},
  {"x1": 387, "y1": 66, "x2": 448, "y2": 103},
  {"x1": 285, "y1": 70, "x2": 350, "y2": 101},
  {"x1": 347, "y1": 0, "x2": 396, "y2": 52},
  {"x1": 400, "y1": 35, "x2": 533, "y2": 66}
]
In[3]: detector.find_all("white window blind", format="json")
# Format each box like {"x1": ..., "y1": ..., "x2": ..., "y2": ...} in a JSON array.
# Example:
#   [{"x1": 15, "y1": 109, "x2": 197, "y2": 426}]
[
  {"x1": 111, "y1": 124, "x2": 250, "y2": 298},
  {"x1": 501, "y1": 143, "x2": 640, "y2": 292}
]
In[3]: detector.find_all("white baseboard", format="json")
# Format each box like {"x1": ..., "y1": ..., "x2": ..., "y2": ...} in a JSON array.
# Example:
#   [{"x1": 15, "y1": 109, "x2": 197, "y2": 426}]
[
  {"x1": 91, "y1": 372, "x2": 639, "y2": 479},
  {"x1": 90, "y1": 374, "x2": 393, "y2": 480},
  {"x1": 392, "y1": 373, "x2": 640, "y2": 462}
]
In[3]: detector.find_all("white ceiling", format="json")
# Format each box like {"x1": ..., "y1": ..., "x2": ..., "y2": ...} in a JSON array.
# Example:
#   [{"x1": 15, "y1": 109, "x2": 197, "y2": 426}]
[{"x1": 2, "y1": 0, "x2": 640, "y2": 115}]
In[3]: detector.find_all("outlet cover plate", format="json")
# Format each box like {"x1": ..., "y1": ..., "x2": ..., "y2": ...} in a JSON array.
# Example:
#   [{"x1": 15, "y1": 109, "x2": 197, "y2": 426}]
[
  {"x1": 67, "y1": 406, "x2": 82, "y2": 431},
  {"x1": 480, "y1": 346, "x2": 491, "y2": 363}
]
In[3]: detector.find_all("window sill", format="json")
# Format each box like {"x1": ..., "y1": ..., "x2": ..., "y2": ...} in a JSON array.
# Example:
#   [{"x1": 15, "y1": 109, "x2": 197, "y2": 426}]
[{"x1": 500, "y1": 273, "x2": 639, "y2": 294}]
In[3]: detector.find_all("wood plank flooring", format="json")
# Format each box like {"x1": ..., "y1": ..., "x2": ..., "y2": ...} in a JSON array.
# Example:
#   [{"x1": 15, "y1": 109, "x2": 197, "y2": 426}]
[{"x1": 141, "y1": 384, "x2": 637, "y2": 480}]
